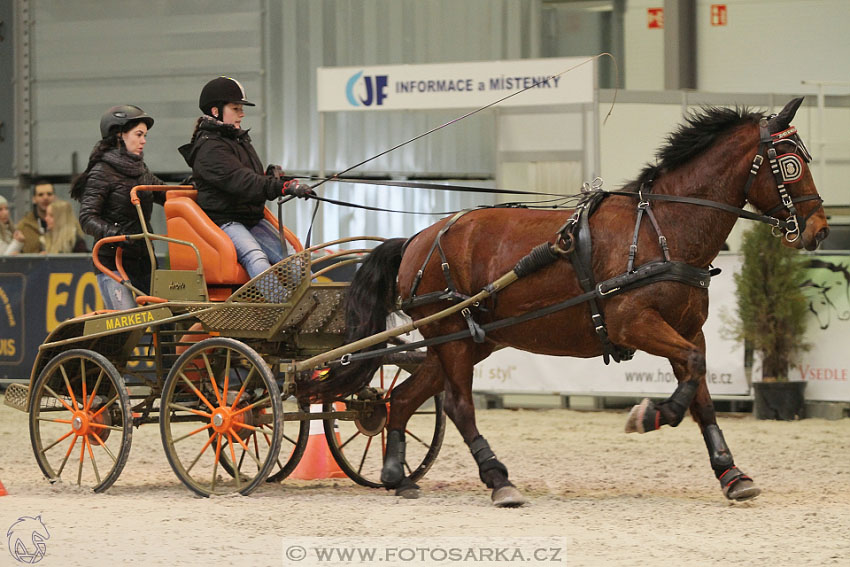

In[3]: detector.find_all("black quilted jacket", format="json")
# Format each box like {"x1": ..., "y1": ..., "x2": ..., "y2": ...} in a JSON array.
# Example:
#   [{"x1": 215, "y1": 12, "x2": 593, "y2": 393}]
[
  {"x1": 178, "y1": 117, "x2": 284, "y2": 227},
  {"x1": 78, "y1": 149, "x2": 164, "y2": 274}
]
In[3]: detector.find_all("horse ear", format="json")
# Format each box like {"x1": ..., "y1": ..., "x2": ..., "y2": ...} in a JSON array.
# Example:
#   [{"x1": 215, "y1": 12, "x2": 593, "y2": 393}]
[{"x1": 773, "y1": 97, "x2": 804, "y2": 129}]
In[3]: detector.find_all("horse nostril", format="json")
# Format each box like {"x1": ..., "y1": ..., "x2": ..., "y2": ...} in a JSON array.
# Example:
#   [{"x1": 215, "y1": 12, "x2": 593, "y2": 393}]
[{"x1": 817, "y1": 227, "x2": 830, "y2": 243}]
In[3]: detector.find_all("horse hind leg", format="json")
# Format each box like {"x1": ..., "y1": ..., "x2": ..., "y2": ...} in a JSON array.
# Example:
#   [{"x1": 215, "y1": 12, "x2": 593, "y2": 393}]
[{"x1": 381, "y1": 352, "x2": 444, "y2": 498}]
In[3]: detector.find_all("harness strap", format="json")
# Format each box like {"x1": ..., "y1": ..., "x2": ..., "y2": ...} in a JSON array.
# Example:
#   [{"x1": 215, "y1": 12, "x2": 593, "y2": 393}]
[
  {"x1": 340, "y1": 260, "x2": 711, "y2": 366},
  {"x1": 563, "y1": 196, "x2": 626, "y2": 364},
  {"x1": 409, "y1": 210, "x2": 468, "y2": 298}
]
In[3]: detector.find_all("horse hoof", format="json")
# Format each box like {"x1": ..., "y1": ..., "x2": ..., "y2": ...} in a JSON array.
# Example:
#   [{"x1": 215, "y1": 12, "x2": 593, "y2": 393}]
[
  {"x1": 492, "y1": 486, "x2": 527, "y2": 508},
  {"x1": 723, "y1": 479, "x2": 761, "y2": 502},
  {"x1": 396, "y1": 485, "x2": 421, "y2": 499},
  {"x1": 625, "y1": 398, "x2": 653, "y2": 433}
]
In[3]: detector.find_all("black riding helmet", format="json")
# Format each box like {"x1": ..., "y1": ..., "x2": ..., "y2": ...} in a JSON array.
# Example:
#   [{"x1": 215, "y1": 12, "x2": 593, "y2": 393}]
[
  {"x1": 100, "y1": 105, "x2": 154, "y2": 139},
  {"x1": 199, "y1": 76, "x2": 255, "y2": 118}
]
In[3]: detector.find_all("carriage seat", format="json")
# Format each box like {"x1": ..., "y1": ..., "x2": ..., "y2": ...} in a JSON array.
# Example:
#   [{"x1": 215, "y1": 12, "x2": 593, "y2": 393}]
[{"x1": 164, "y1": 189, "x2": 302, "y2": 301}]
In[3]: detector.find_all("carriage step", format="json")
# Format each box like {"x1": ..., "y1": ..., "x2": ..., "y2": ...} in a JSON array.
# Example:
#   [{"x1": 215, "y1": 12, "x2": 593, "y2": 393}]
[{"x1": 3, "y1": 383, "x2": 29, "y2": 413}]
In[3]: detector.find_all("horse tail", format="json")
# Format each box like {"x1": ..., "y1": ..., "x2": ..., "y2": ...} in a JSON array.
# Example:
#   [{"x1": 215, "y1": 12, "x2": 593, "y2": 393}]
[{"x1": 300, "y1": 237, "x2": 406, "y2": 402}]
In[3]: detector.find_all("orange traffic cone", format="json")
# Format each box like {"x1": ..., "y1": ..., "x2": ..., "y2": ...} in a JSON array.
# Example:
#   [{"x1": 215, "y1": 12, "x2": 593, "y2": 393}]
[
  {"x1": 290, "y1": 404, "x2": 346, "y2": 480},
  {"x1": 0, "y1": 479, "x2": 8, "y2": 496}
]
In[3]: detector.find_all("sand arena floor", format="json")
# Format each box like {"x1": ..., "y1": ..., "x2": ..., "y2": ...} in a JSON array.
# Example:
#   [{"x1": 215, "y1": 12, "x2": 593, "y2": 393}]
[{"x1": 1, "y1": 401, "x2": 849, "y2": 567}]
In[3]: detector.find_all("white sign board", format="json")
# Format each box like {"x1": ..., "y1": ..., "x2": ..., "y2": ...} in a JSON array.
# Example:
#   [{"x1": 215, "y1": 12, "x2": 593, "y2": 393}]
[
  {"x1": 317, "y1": 57, "x2": 595, "y2": 112},
  {"x1": 472, "y1": 255, "x2": 750, "y2": 396},
  {"x1": 784, "y1": 255, "x2": 850, "y2": 402}
]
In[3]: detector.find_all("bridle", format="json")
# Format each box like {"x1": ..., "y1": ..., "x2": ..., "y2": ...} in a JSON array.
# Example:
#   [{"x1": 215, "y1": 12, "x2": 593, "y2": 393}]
[{"x1": 742, "y1": 117, "x2": 823, "y2": 243}]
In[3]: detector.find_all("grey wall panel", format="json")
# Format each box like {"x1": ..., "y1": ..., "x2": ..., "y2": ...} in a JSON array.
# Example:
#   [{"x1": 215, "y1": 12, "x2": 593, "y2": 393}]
[
  {"x1": 31, "y1": 0, "x2": 265, "y2": 176},
  {"x1": 29, "y1": 0, "x2": 538, "y2": 179},
  {"x1": 0, "y1": 0, "x2": 15, "y2": 178}
]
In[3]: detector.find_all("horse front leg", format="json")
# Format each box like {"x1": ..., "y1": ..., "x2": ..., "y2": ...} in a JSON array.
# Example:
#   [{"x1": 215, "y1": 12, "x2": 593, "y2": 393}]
[
  {"x1": 619, "y1": 317, "x2": 761, "y2": 501},
  {"x1": 434, "y1": 343, "x2": 527, "y2": 508},
  {"x1": 689, "y1": 376, "x2": 762, "y2": 501}
]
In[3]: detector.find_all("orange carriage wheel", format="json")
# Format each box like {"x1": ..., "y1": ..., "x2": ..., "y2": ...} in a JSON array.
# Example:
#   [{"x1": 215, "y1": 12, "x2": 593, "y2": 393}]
[
  {"x1": 28, "y1": 349, "x2": 133, "y2": 493},
  {"x1": 322, "y1": 361, "x2": 445, "y2": 488},
  {"x1": 159, "y1": 337, "x2": 283, "y2": 497}
]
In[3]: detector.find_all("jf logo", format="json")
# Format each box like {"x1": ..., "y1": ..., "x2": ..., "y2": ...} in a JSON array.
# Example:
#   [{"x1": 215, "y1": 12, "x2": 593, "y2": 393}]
[
  {"x1": 7, "y1": 516, "x2": 50, "y2": 564},
  {"x1": 346, "y1": 71, "x2": 388, "y2": 107}
]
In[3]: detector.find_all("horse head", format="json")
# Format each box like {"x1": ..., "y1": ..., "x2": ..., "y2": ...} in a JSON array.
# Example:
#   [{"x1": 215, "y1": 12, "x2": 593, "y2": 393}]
[{"x1": 745, "y1": 97, "x2": 829, "y2": 251}]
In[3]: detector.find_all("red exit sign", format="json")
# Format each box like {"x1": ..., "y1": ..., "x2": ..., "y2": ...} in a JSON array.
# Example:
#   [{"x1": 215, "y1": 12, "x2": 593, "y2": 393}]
[
  {"x1": 647, "y1": 7, "x2": 664, "y2": 29},
  {"x1": 711, "y1": 4, "x2": 728, "y2": 26}
]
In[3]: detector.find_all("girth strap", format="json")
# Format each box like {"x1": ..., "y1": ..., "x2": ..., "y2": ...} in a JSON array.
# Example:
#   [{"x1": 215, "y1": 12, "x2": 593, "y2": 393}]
[{"x1": 564, "y1": 192, "x2": 626, "y2": 365}]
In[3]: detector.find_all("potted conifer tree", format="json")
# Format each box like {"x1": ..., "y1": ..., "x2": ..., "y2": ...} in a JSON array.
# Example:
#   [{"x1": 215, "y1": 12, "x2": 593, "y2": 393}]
[{"x1": 732, "y1": 223, "x2": 810, "y2": 420}]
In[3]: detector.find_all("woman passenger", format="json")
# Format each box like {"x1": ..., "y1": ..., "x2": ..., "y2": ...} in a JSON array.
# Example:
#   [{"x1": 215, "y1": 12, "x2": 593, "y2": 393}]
[{"x1": 71, "y1": 105, "x2": 165, "y2": 310}]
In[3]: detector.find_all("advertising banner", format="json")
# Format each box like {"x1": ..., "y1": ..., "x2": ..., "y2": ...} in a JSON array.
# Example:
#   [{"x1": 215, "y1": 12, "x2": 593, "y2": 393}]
[
  {"x1": 786, "y1": 255, "x2": 850, "y2": 402},
  {"x1": 0, "y1": 255, "x2": 103, "y2": 381},
  {"x1": 317, "y1": 57, "x2": 595, "y2": 112}
]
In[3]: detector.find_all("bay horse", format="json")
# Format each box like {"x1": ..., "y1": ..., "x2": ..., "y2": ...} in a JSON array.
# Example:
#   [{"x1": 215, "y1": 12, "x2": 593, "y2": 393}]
[{"x1": 301, "y1": 97, "x2": 829, "y2": 506}]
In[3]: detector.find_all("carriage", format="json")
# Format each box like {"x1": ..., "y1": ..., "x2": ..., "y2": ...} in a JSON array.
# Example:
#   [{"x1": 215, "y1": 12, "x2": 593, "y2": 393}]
[
  {"x1": 2, "y1": 184, "x2": 446, "y2": 497},
  {"x1": 3, "y1": 97, "x2": 831, "y2": 507}
]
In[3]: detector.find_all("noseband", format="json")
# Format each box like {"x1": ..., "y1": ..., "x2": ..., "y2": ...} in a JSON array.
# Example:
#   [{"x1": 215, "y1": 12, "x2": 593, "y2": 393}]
[{"x1": 742, "y1": 117, "x2": 823, "y2": 243}]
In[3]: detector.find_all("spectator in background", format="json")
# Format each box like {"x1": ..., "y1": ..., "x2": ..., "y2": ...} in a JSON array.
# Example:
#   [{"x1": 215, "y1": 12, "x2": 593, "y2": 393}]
[
  {"x1": 71, "y1": 105, "x2": 164, "y2": 310},
  {"x1": 43, "y1": 200, "x2": 88, "y2": 254},
  {"x1": 13, "y1": 181, "x2": 55, "y2": 253},
  {"x1": 0, "y1": 195, "x2": 14, "y2": 253}
]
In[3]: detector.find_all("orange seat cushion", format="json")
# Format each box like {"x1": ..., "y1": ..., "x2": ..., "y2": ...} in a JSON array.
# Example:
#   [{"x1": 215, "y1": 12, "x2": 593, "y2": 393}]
[{"x1": 164, "y1": 188, "x2": 304, "y2": 290}]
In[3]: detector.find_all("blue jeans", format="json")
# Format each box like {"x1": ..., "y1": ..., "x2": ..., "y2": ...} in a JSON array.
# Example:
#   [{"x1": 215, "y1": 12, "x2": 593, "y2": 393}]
[
  {"x1": 219, "y1": 220, "x2": 286, "y2": 279},
  {"x1": 97, "y1": 272, "x2": 139, "y2": 311}
]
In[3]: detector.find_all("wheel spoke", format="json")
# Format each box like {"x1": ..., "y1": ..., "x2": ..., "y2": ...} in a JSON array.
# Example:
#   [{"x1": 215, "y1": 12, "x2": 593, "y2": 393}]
[
  {"x1": 42, "y1": 384, "x2": 75, "y2": 413},
  {"x1": 179, "y1": 373, "x2": 216, "y2": 412},
  {"x1": 90, "y1": 432, "x2": 118, "y2": 464},
  {"x1": 385, "y1": 367, "x2": 402, "y2": 396},
  {"x1": 212, "y1": 434, "x2": 222, "y2": 491},
  {"x1": 77, "y1": 439, "x2": 85, "y2": 486},
  {"x1": 356, "y1": 436, "x2": 374, "y2": 476},
  {"x1": 229, "y1": 366, "x2": 257, "y2": 410},
  {"x1": 80, "y1": 359, "x2": 88, "y2": 412},
  {"x1": 56, "y1": 435, "x2": 79, "y2": 476},
  {"x1": 40, "y1": 429, "x2": 75, "y2": 454},
  {"x1": 231, "y1": 396, "x2": 271, "y2": 418},
  {"x1": 226, "y1": 433, "x2": 241, "y2": 491},
  {"x1": 172, "y1": 423, "x2": 214, "y2": 445},
  {"x1": 86, "y1": 437, "x2": 102, "y2": 485},
  {"x1": 404, "y1": 429, "x2": 430, "y2": 449},
  {"x1": 339, "y1": 429, "x2": 361, "y2": 451},
  {"x1": 36, "y1": 417, "x2": 72, "y2": 425},
  {"x1": 229, "y1": 429, "x2": 262, "y2": 468},
  {"x1": 167, "y1": 401, "x2": 212, "y2": 419},
  {"x1": 90, "y1": 393, "x2": 120, "y2": 420},
  {"x1": 86, "y1": 370, "x2": 105, "y2": 412},
  {"x1": 88, "y1": 423, "x2": 124, "y2": 432},
  {"x1": 184, "y1": 432, "x2": 217, "y2": 474},
  {"x1": 59, "y1": 363, "x2": 80, "y2": 410},
  {"x1": 202, "y1": 352, "x2": 223, "y2": 406},
  {"x1": 222, "y1": 349, "x2": 231, "y2": 401}
]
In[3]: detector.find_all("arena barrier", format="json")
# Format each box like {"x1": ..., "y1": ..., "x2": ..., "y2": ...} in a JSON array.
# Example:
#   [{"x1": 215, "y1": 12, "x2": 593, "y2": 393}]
[{"x1": 3, "y1": 253, "x2": 849, "y2": 402}]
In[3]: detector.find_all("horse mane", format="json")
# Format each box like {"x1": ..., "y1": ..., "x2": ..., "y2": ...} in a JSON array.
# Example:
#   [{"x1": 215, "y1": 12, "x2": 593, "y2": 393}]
[{"x1": 622, "y1": 106, "x2": 764, "y2": 192}]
